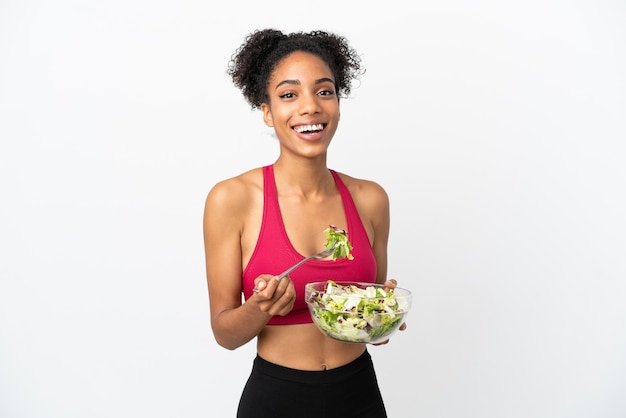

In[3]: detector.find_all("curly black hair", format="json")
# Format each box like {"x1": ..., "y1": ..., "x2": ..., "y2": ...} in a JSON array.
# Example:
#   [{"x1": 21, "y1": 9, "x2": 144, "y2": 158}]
[{"x1": 227, "y1": 29, "x2": 364, "y2": 110}]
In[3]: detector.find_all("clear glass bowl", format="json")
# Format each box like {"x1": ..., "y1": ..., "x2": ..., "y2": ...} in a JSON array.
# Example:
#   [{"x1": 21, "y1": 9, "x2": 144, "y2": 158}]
[{"x1": 305, "y1": 281, "x2": 412, "y2": 344}]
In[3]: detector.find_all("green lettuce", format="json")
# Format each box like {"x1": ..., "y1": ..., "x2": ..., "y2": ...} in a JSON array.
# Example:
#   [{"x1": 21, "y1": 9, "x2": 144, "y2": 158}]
[
  {"x1": 306, "y1": 280, "x2": 408, "y2": 343},
  {"x1": 324, "y1": 225, "x2": 354, "y2": 260}
]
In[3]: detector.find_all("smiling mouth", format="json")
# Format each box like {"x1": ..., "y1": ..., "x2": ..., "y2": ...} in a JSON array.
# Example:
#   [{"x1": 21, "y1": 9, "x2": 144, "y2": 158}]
[{"x1": 293, "y1": 123, "x2": 325, "y2": 134}]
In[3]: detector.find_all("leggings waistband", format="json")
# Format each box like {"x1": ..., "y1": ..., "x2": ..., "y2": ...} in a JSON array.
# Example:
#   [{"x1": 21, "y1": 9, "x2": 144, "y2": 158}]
[{"x1": 253, "y1": 349, "x2": 371, "y2": 384}]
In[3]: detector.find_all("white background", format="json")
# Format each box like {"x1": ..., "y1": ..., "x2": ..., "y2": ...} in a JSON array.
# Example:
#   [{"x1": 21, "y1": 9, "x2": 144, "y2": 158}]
[{"x1": 1, "y1": 1, "x2": 625, "y2": 417}]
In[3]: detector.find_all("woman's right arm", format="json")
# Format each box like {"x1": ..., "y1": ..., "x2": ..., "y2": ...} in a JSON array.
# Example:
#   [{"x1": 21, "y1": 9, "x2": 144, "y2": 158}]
[{"x1": 203, "y1": 178, "x2": 294, "y2": 350}]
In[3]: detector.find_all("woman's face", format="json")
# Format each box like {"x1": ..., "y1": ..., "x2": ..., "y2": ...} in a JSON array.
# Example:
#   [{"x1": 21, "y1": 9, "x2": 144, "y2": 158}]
[{"x1": 261, "y1": 51, "x2": 340, "y2": 158}]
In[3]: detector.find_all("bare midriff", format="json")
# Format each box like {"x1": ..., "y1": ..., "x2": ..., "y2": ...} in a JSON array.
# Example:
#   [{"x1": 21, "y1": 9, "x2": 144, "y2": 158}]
[{"x1": 257, "y1": 323, "x2": 366, "y2": 371}]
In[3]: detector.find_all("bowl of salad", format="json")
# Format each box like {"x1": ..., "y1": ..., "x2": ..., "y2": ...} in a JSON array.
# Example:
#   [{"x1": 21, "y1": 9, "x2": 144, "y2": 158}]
[{"x1": 305, "y1": 280, "x2": 412, "y2": 344}]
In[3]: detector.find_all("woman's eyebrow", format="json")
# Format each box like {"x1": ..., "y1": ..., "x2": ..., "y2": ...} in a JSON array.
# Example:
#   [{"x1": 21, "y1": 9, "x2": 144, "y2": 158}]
[{"x1": 275, "y1": 77, "x2": 335, "y2": 90}]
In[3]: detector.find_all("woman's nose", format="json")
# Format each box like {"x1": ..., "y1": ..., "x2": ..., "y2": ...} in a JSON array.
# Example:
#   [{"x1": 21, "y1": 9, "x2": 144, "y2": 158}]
[{"x1": 299, "y1": 93, "x2": 321, "y2": 115}]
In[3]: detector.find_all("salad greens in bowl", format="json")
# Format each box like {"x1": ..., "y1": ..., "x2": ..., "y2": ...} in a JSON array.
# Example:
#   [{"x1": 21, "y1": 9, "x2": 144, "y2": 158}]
[{"x1": 305, "y1": 280, "x2": 412, "y2": 344}]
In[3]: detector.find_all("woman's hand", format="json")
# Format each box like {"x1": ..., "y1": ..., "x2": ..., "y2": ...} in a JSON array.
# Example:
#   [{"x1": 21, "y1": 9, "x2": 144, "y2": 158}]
[
  {"x1": 252, "y1": 275, "x2": 296, "y2": 317},
  {"x1": 373, "y1": 278, "x2": 407, "y2": 346}
]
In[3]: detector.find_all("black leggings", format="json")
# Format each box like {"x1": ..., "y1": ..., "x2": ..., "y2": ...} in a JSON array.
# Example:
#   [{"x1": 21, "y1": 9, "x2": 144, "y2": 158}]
[{"x1": 237, "y1": 350, "x2": 387, "y2": 418}]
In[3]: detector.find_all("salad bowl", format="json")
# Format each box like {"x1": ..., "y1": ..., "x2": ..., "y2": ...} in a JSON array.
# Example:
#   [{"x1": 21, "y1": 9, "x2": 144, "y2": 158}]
[{"x1": 305, "y1": 281, "x2": 412, "y2": 344}]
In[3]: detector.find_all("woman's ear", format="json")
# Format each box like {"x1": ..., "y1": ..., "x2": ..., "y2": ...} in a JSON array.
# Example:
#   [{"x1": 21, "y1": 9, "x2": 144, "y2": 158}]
[{"x1": 261, "y1": 103, "x2": 274, "y2": 127}]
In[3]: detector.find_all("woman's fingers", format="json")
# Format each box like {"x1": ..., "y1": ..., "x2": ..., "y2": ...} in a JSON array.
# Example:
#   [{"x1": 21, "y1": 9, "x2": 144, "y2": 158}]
[
  {"x1": 253, "y1": 276, "x2": 295, "y2": 316},
  {"x1": 254, "y1": 279, "x2": 267, "y2": 292},
  {"x1": 384, "y1": 278, "x2": 397, "y2": 292}
]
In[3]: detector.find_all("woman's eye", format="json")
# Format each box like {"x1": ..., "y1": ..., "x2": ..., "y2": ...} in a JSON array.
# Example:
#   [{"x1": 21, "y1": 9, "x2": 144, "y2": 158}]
[
  {"x1": 279, "y1": 92, "x2": 295, "y2": 99},
  {"x1": 319, "y1": 89, "x2": 335, "y2": 96}
]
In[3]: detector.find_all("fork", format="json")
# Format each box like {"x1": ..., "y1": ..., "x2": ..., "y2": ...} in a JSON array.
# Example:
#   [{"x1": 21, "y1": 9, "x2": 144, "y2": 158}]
[{"x1": 252, "y1": 240, "x2": 339, "y2": 293}]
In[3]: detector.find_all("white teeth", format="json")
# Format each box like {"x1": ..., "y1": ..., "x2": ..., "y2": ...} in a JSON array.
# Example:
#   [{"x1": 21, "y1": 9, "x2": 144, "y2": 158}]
[{"x1": 294, "y1": 124, "x2": 323, "y2": 133}]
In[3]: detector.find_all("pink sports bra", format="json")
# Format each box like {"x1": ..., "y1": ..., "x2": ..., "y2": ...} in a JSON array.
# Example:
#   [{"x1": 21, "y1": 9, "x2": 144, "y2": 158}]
[{"x1": 242, "y1": 165, "x2": 377, "y2": 325}]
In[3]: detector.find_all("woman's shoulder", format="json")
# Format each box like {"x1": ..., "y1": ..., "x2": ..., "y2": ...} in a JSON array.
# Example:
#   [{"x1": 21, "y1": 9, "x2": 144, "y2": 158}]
[
  {"x1": 333, "y1": 170, "x2": 390, "y2": 221},
  {"x1": 211, "y1": 166, "x2": 263, "y2": 190},
  {"x1": 205, "y1": 167, "x2": 264, "y2": 210},
  {"x1": 333, "y1": 170, "x2": 388, "y2": 199}
]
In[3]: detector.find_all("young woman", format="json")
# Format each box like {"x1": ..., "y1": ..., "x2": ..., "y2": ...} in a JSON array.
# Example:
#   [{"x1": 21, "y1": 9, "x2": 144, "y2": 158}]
[{"x1": 203, "y1": 29, "x2": 405, "y2": 418}]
